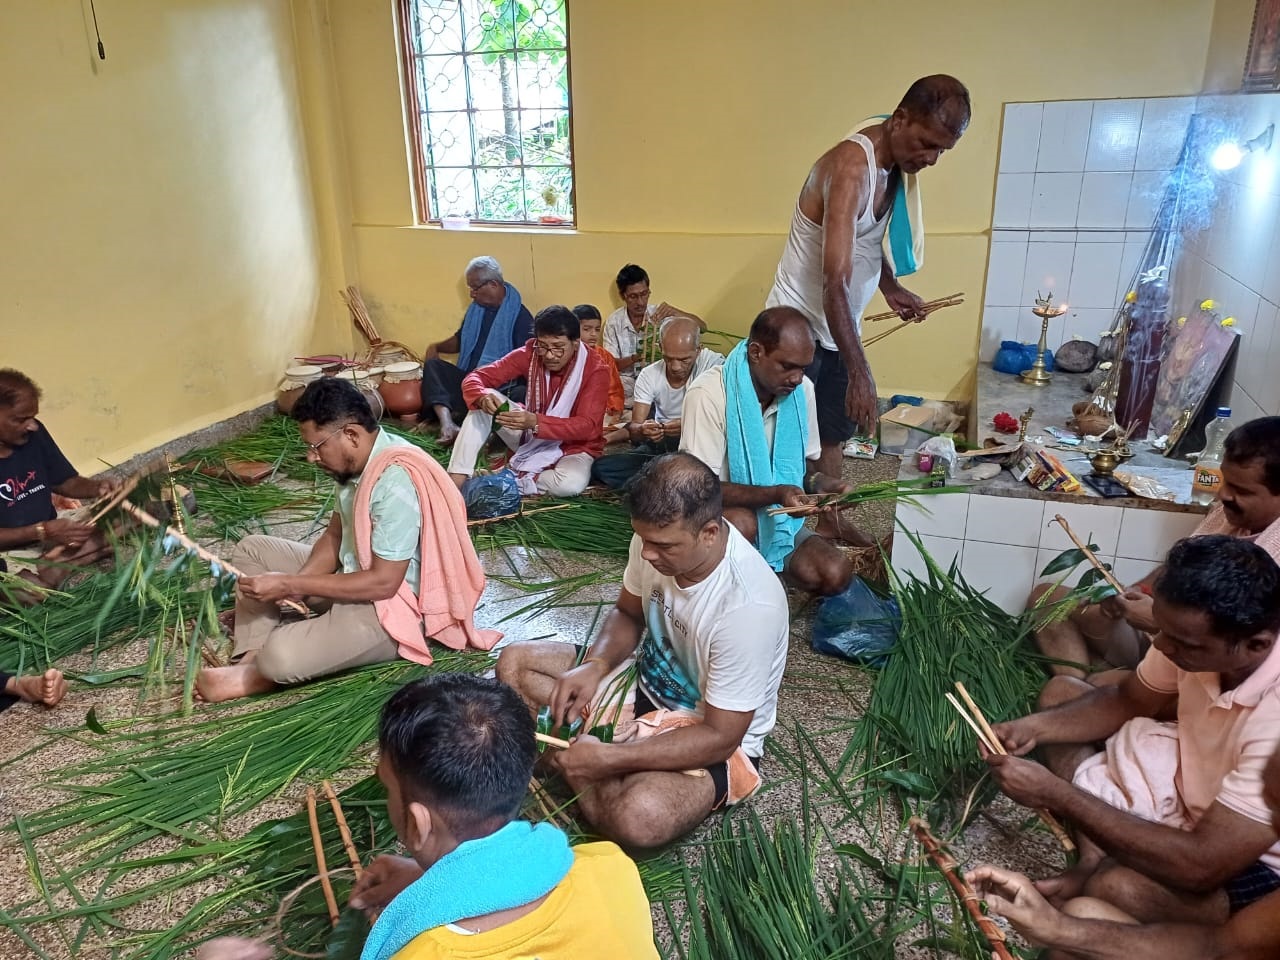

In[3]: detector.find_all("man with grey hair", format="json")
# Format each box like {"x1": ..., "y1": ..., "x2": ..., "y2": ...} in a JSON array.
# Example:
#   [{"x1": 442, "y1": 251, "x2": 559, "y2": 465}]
[
  {"x1": 420, "y1": 256, "x2": 534, "y2": 443},
  {"x1": 591, "y1": 316, "x2": 723, "y2": 488}
]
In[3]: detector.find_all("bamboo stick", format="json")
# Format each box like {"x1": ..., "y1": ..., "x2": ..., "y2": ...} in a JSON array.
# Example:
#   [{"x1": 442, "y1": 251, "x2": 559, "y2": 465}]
[
  {"x1": 909, "y1": 817, "x2": 1014, "y2": 960},
  {"x1": 864, "y1": 293, "x2": 965, "y2": 323},
  {"x1": 466, "y1": 502, "x2": 575, "y2": 527},
  {"x1": 953, "y1": 682, "x2": 1076, "y2": 854},
  {"x1": 945, "y1": 692, "x2": 997, "y2": 753},
  {"x1": 119, "y1": 501, "x2": 311, "y2": 616},
  {"x1": 863, "y1": 319, "x2": 915, "y2": 348},
  {"x1": 305, "y1": 787, "x2": 340, "y2": 928},
  {"x1": 1050, "y1": 514, "x2": 1126, "y2": 593},
  {"x1": 87, "y1": 475, "x2": 141, "y2": 524},
  {"x1": 322, "y1": 780, "x2": 363, "y2": 880}
]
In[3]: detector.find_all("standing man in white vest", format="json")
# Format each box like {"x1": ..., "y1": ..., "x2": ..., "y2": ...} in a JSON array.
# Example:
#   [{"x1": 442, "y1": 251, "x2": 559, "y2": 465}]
[{"x1": 766, "y1": 75, "x2": 970, "y2": 515}]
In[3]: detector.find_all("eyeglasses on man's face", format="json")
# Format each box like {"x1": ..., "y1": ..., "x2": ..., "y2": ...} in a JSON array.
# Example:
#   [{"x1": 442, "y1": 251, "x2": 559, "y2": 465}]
[
  {"x1": 535, "y1": 339, "x2": 572, "y2": 358},
  {"x1": 306, "y1": 425, "x2": 346, "y2": 455}
]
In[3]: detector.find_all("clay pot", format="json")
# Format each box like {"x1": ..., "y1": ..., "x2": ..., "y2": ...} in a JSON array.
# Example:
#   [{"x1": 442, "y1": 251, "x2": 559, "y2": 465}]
[
  {"x1": 276, "y1": 365, "x2": 322, "y2": 414},
  {"x1": 337, "y1": 370, "x2": 386, "y2": 420},
  {"x1": 379, "y1": 362, "x2": 422, "y2": 418},
  {"x1": 277, "y1": 387, "x2": 304, "y2": 415}
]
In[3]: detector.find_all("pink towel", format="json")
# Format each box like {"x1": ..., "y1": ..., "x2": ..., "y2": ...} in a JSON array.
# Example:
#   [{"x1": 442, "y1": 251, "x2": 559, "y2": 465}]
[
  {"x1": 1072, "y1": 717, "x2": 1189, "y2": 828},
  {"x1": 353, "y1": 447, "x2": 501, "y2": 664}
]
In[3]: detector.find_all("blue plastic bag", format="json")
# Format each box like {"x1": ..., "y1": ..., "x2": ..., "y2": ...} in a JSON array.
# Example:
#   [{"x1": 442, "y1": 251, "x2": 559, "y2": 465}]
[
  {"x1": 810, "y1": 577, "x2": 901, "y2": 666},
  {"x1": 993, "y1": 341, "x2": 1054, "y2": 375},
  {"x1": 461, "y1": 469, "x2": 520, "y2": 519},
  {"x1": 992, "y1": 341, "x2": 1024, "y2": 375}
]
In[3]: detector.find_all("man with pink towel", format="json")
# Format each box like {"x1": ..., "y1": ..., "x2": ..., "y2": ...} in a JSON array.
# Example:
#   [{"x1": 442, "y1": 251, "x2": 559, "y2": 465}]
[
  {"x1": 983, "y1": 535, "x2": 1280, "y2": 928},
  {"x1": 197, "y1": 378, "x2": 495, "y2": 703}
]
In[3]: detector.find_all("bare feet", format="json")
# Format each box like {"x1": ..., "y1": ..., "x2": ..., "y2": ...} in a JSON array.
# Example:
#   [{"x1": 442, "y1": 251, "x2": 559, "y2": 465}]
[
  {"x1": 195, "y1": 663, "x2": 277, "y2": 704},
  {"x1": 438, "y1": 420, "x2": 460, "y2": 445},
  {"x1": 448, "y1": 472, "x2": 469, "y2": 491},
  {"x1": 10, "y1": 669, "x2": 68, "y2": 707}
]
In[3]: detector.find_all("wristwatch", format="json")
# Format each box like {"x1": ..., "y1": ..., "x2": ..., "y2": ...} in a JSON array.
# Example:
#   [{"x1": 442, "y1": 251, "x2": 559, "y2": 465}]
[{"x1": 531, "y1": 415, "x2": 539, "y2": 436}]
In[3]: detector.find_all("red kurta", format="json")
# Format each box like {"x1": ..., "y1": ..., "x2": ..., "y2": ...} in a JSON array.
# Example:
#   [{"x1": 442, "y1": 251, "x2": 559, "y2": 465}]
[{"x1": 461, "y1": 341, "x2": 611, "y2": 459}]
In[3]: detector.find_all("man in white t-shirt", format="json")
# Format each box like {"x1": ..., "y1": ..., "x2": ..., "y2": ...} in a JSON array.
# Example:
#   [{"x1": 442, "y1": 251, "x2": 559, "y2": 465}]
[
  {"x1": 590, "y1": 317, "x2": 723, "y2": 489},
  {"x1": 495, "y1": 453, "x2": 789, "y2": 849},
  {"x1": 603, "y1": 264, "x2": 703, "y2": 400}
]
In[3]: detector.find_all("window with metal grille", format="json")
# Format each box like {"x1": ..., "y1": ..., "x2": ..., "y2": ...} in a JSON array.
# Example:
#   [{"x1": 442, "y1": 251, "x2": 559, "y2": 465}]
[{"x1": 400, "y1": 0, "x2": 575, "y2": 227}]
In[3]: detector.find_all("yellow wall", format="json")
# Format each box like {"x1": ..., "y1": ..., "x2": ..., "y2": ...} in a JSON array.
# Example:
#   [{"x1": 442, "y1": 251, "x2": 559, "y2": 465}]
[
  {"x1": 317, "y1": 0, "x2": 1216, "y2": 402},
  {"x1": 1204, "y1": 0, "x2": 1256, "y2": 91},
  {"x1": 1, "y1": 0, "x2": 337, "y2": 467}
]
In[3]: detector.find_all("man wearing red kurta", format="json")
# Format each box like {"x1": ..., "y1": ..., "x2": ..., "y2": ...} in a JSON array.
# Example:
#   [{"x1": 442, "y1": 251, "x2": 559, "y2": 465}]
[{"x1": 446, "y1": 306, "x2": 610, "y2": 498}]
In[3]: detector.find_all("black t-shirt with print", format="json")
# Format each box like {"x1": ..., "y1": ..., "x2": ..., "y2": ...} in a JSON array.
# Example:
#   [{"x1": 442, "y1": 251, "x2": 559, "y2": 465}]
[{"x1": 0, "y1": 422, "x2": 76, "y2": 530}]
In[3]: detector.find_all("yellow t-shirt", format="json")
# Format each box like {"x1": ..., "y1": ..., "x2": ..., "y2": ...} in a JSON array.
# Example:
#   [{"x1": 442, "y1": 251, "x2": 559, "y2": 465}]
[{"x1": 390, "y1": 842, "x2": 659, "y2": 960}]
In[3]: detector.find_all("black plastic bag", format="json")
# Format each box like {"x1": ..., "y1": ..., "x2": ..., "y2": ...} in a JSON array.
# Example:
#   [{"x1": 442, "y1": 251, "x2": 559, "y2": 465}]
[{"x1": 461, "y1": 469, "x2": 521, "y2": 519}]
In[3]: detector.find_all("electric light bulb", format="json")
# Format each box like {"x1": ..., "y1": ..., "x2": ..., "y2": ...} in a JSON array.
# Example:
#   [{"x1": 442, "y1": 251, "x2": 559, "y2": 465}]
[{"x1": 1211, "y1": 142, "x2": 1245, "y2": 171}]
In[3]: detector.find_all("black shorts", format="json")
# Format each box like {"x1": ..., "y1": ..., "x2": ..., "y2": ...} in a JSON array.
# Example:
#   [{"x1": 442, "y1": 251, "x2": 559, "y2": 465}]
[
  {"x1": 632, "y1": 686, "x2": 762, "y2": 810},
  {"x1": 1225, "y1": 860, "x2": 1280, "y2": 913},
  {"x1": 804, "y1": 345, "x2": 859, "y2": 446}
]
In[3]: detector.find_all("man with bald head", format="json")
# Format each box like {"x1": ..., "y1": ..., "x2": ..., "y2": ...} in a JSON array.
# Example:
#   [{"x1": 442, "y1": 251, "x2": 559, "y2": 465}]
[
  {"x1": 679, "y1": 306, "x2": 859, "y2": 596},
  {"x1": 591, "y1": 316, "x2": 723, "y2": 489},
  {"x1": 768, "y1": 75, "x2": 970, "y2": 477}
]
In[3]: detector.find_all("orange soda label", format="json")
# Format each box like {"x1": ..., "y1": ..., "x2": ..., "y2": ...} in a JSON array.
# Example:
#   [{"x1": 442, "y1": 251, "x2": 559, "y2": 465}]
[{"x1": 1192, "y1": 465, "x2": 1223, "y2": 495}]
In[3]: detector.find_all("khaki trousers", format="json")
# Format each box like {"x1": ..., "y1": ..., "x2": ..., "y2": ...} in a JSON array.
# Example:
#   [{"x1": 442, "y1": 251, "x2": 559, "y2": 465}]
[{"x1": 230, "y1": 535, "x2": 399, "y2": 684}]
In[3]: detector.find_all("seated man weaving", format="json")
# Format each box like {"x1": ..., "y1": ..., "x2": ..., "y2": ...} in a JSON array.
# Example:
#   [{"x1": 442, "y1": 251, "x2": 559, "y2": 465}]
[
  {"x1": 196, "y1": 378, "x2": 495, "y2": 703},
  {"x1": 679, "y1": 306, "x2": 858, "y2": 596},
  {"x1": 197, "y1": 674, "x2": 659, "y2": 960},
  {"x1": 985, "y1": 536, "x2": 1280, "y2": 926},
  {"x1": 591, "y1": 316, "x2": 723, "y2": 489},
  {"x1": 967, "y1": 742, "x2": 1280, "y2": 960},
  {"x1": 495, "y1": 453, "x2": 789, "y2": 849},
  {"x1": 1031, "y1": 415, "x2": 1280, "y2": 679},
  {"x1": 603, "y1": 263, "x2": 704, "y2": 400},
  {"x1": 0, "y1": 368, "x2": 122, "y2": 600},
  {"x1": 446, "y1": 305, "x2": 610, "y2": 498},
  {"x1": 420, "y1": 256, "x2": 534, "y2": 444}
]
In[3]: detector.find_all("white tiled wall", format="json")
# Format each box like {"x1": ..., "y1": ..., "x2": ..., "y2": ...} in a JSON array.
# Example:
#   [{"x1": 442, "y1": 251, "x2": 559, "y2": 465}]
[
  {"x1": 980, "y1": 96, "x2": 1191, "y2": 361},
  {"x1": 891, "y1": 492, "x2": 1205, "y2": 614},
  {"x1": 1172, "y1": 92, "x2": 1280, "y2": 418}
]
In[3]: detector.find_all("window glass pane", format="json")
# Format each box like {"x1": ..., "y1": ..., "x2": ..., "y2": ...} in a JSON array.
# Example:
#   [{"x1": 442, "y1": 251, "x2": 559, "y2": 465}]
[
  {"x1": 414, "y1": 1, "x2": 464, "y2": 55},
  {"x1": 404, "y1": 0, "x2": 574, "y2": 225},
  {"x1": 475, "y1": 167, "x2": 526, "y2": 221},
  {"x1": 419, "y1": 54, "x2": 467, "y2": 113},
  {"x1": 429, "y1": 166, "x2": 479, "y2": 219}
]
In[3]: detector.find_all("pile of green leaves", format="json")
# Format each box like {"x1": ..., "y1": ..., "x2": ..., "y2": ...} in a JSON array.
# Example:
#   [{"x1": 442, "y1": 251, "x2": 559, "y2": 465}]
[
  {"x1": 848, "y1": 533, "x2": 1053, "y2": 824},
  {"x1": 470, "y1": 497, "x2": 634, "y2": 556}
]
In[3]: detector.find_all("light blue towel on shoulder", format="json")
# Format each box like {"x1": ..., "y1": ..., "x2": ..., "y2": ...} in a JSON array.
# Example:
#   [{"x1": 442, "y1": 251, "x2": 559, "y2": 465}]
[
  {"x1": 722, "y1": 340, "x2": 807, "y2": 571},
  {"x1": 458, "y1": 282, "x2": 523, "y2": 371},
  {"x1": 862, "y1": 114, "x2": 924, "y2": 278},
  {"x1": 360, "y1": 820, "x2": 573, "y2": 960}
]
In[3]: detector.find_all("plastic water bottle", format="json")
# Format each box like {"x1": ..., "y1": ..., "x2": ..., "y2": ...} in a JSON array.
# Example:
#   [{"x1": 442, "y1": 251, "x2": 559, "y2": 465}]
[{"x1": 1191, "y1": 407, "x2": 1232, "y2": 505}]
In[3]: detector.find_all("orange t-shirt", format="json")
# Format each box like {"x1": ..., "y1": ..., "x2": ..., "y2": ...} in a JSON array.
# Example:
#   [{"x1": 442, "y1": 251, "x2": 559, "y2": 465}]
[{"x1": 591, "y1": 345, "x2": 626, "y2": 416}]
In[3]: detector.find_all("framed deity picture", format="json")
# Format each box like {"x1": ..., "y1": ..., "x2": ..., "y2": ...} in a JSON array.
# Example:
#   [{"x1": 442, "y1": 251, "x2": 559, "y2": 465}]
[{"x1": 1245, "y1": 0, "x2": 1280, "y2": 91}]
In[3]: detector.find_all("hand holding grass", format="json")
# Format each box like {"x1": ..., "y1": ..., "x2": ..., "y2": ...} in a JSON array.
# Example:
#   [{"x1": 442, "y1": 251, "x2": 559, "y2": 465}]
[
  {"x1": 549, "y1": 660, "x2": 607, "y2": 728},
  {"x1": 349, "y1": 854, "x2": 422, "y2": 915},
  {"x1": 41, "y1": 517, "x2": 96, "y2": 548},
  {"x1": 496, "y1": 408, "x2": 536, "y2": 431}
]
